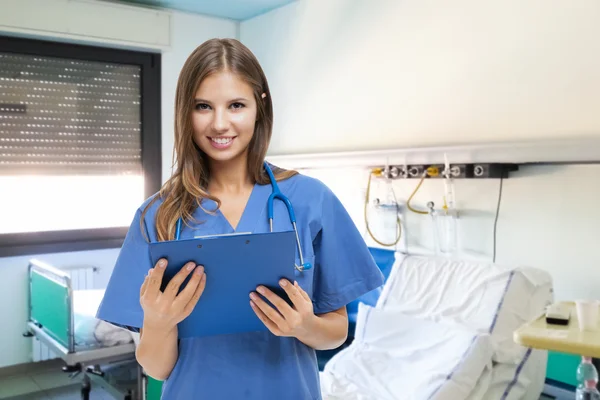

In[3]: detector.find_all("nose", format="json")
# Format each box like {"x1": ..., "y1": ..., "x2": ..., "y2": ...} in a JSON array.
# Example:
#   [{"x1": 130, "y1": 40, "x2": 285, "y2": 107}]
[{"x1": 211, "y1": 108, "x2": 230, "y2": 133}]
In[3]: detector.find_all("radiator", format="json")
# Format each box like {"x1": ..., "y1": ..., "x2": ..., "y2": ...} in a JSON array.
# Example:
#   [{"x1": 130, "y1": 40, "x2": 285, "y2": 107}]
[{"x1": 32, "y1": 265, "x2": 98, "y2": 362}]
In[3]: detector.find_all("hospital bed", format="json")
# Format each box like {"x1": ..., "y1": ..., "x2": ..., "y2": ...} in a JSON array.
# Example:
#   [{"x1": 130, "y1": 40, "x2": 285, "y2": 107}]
[
  {"x1": 321, "y1": 253, "x2": 553, "y2": 400},
  {"x1": 24, "y1": 259, "x2": 145, "y2": 400}
]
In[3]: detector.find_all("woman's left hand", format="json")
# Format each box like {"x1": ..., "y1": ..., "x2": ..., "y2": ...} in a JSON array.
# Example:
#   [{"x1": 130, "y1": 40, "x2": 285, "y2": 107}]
[{"x1": 250, "y1": 279, "x2": 315, "y2": 338}]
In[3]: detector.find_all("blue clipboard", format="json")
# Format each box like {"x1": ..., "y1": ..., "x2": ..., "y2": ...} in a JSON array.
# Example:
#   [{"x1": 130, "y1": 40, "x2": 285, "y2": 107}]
[{"x1": 148, "y1": 230, "x2": 297, "y2": 338}]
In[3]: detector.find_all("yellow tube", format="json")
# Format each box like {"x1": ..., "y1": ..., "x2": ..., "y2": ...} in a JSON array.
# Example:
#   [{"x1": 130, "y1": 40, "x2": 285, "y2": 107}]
[{"x1": 364, "y1": 171, "x2": 402, "y2": 246}]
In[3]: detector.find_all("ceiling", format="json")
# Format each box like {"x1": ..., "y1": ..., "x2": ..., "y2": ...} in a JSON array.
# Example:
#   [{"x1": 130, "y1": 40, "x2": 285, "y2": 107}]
[{"x1": 113, "y1": 0, "x2": 296, "y2": 21}]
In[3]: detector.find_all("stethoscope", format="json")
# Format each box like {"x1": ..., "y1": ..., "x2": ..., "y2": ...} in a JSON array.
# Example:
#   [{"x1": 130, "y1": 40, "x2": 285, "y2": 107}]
[{"x1": 174, "y1": 161, "x2": 312, "y2": 272}]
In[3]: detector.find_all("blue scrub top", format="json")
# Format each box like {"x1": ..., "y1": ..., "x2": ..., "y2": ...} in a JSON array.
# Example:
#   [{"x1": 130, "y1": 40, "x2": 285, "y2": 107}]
[{"x1": 97, "y1": 172, "x2": 384, "y2": 400}]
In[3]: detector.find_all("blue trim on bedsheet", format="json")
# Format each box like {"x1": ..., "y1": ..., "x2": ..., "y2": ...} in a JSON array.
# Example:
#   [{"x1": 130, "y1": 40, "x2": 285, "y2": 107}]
[
  {"x1": 427, "y1": 335, "x2": 479, "y2": 400},
  {"x1": 501, "y1": 348, "x2": 533, "y2": 399}
]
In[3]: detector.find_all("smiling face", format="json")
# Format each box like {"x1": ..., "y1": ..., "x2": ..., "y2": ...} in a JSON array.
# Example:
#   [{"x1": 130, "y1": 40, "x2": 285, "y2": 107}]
[{"x1": 192, "y1": 70, "x2": 258, "y2": 165}]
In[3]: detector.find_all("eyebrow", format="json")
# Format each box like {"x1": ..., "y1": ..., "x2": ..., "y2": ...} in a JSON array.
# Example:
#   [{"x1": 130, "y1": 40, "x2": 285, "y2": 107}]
[{"x1": 194, "y1": 97, "x2": 249, "y2": 103}]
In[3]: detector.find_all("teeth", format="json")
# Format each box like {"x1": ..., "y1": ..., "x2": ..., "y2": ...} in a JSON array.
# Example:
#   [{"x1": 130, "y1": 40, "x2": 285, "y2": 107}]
[{"x1": 211, "y1": 137, "x2": 232, "y2": 145}]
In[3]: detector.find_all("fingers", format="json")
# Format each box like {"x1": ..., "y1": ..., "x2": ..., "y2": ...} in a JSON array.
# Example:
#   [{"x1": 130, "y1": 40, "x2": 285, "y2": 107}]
[
  {"x1": 254, "y1": 286, "x2": 294, "y2": 318},
  {"x1": 279, "y1": 279, "x2": 305, "y2": 309},
  {"x1": 295, "y1": 281, "x2": 311, "y2": 302},
  {"x1": 163, "y1": 261, "x2": 196, "y2": 300},
  {"x1": 182, "y1": 272, "x2": 207, "y2": 317},
  {"x1": 145, "y1": 259, "x2": 167, "y2": 297},
  {"x1": 249, "y1": 291, "x2": 288, "y2": 329},
  {"x1": 173, "y1": 265, "x2": 205, "y2": 310},
  {"x1": 139, "y1": 274, "x2": 149, "y2": 298},
  {"x1": 250, "y1": 300, "x2": 283, "y2": 336}
]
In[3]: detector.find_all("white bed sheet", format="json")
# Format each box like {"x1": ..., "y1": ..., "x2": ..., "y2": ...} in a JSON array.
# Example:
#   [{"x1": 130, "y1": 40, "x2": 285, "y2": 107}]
[
  {"x1": 473, "y1": 349, "x2": 547, "y2": 400},
  {"x1": 376, "y1": 255, "x2": 553, "y2": 364},
  {"x1": 321, "y1": 304, "x2": 494, "y2": 400},
  {"x1": 320, "y1": 254, "x2": 551, "y2": 400},
  {"x1": 73, "y1": 289, "x2": 133, "y2": 348}
]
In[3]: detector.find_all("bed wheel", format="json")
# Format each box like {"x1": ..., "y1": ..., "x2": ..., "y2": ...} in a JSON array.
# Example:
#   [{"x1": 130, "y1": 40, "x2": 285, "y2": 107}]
[
  {"x1": 86, "y1": 365, "x2": 104, "y2": 377},
  {"x1": 81, "y1": 382, "x2": 90, "y2": 400},
  {"x1": 63, "y1": 364, "x2": 81, "y2": 373}
]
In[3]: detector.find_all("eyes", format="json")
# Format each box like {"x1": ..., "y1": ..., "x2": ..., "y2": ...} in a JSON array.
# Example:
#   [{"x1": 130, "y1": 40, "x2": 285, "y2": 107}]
[{"x1": 194, "y1": 102, "x2": 245, "y2": 111}]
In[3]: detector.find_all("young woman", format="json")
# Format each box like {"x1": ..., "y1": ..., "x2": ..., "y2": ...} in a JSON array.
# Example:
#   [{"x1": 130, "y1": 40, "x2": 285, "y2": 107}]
[{"x1": 97, "y1": 38, "x2": 384, "y2": 399}]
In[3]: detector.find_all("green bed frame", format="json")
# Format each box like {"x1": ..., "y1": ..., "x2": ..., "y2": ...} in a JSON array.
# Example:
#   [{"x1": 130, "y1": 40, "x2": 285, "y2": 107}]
[{"x1": 28, "y1": 260, "x2": 74, "y2": 353}]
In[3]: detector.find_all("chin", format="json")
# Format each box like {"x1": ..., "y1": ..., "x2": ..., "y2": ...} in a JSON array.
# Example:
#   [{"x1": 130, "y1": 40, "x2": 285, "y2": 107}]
[{"x1": 202, "y1": 147, "x2": 248, "y2": 164}]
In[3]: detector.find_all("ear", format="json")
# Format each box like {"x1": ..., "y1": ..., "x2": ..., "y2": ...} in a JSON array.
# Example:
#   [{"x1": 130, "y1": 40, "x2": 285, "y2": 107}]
[{"x1": 261, "y1": 92, "x2": 267, "y2": 99}]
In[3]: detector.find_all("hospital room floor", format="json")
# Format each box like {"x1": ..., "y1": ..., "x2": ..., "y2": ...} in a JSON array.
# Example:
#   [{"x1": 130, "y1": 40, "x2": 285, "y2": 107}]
[
  {"x1": 0, "y1": 360, "x2": 560, "y2": 400},
  {"x1": 0, "y1": 361, "x2": 115, "y2": 400}
]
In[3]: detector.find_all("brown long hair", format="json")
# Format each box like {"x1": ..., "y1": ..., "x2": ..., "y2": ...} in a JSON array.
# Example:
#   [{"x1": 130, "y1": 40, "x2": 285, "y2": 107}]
[{"x1": 142, "y1": 38, "x2": 297, "y2": 241}]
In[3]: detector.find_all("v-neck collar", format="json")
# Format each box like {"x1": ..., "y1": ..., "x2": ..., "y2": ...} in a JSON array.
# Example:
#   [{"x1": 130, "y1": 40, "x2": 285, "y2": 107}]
[{"x1": 215, "y1": 182, "x2": 271, "y2": 233}]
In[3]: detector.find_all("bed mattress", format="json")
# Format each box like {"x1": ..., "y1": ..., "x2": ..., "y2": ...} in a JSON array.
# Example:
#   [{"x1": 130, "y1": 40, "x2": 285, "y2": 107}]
[{"x1": 72, "y1": 289, "x2": 133, "y2": 349}]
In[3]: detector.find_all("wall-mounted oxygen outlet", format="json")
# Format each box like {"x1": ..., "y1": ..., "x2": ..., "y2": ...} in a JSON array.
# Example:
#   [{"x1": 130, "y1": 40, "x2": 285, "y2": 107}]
[
  {"x1": 471, "y1": 163, "x2": 518, "y2": 178},
  {"x1": 407, "y1": 165, "x2": 425, "y2": 177},
  {"x1": 473, "y1": 165, "x2": 485, "y2": 177},
  {"x1": 383, "y1": 165, "x2": 407, "y2": 179},
  {"x1": 447, "y1": 164, "x2": 470, "y2": 178}
]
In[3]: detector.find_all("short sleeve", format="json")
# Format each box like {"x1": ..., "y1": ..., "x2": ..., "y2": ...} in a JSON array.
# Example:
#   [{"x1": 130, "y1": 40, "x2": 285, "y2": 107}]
[
  {"x1": 312, "y1": 187, "x2": 385, "y2": 315},
  {"x1": 96, "y1": 208, "x2": 153, "y2": 332}
]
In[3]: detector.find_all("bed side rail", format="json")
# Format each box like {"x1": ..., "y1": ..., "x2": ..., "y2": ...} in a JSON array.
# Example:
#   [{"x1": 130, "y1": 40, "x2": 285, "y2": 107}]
[{"x1": 27, "y1": 258, "x2": 75, "y2": 353}]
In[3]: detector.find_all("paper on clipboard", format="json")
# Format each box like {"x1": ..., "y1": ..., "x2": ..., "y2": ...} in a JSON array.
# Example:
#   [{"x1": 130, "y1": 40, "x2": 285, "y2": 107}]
[
  {"x1": 148, "y1": 230, "x2": 297, "y2": 338},
  {"x1": 194, "y1": 232, "x2": 252, "y2": 239}
]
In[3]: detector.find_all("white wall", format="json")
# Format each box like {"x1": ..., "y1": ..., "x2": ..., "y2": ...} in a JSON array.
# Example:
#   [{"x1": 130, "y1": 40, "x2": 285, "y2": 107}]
[
  {"x1": 240, "y1": 2, "x2": 600, "y2": 303},
  {"x1": 241, "y1": 0, "x2": 600, "y2": 156},
  {"x1": 0, "y1": 4, "x2": 237, "y2": 369}
]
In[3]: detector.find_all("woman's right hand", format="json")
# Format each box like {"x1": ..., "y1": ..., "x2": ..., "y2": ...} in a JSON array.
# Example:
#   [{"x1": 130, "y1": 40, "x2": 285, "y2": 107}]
[{"x1": 140, "y1": 259, "x2": 207, "y2": 331}]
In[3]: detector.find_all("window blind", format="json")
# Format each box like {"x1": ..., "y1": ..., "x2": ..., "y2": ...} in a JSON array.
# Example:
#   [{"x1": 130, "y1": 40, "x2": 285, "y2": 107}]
[{"x1": 0, "y1": 52, "x2": 142, "y2": 175}]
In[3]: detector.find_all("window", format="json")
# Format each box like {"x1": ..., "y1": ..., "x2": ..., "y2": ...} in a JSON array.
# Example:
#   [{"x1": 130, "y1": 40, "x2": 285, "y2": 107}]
[{"x1": 0, "y1": 36, "x2": 161, "y2": 256}]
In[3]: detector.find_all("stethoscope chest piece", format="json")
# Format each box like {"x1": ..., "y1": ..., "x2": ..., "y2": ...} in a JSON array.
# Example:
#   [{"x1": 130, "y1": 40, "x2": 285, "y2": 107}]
[{"x1": 295, "y1": 261, "x2": 312, "y2": 273}]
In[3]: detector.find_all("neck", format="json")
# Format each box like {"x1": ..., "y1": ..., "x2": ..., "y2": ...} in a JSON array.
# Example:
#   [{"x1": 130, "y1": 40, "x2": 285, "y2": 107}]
[{"x1": 208, "y1": 153, "x2": 252, "y2": 193}]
